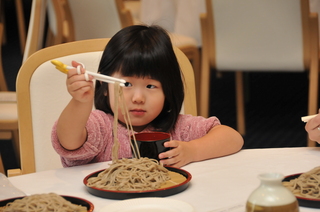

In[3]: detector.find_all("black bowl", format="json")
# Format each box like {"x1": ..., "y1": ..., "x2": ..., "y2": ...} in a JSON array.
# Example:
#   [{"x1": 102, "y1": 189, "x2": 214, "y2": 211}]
[{"x1": 131, "y1": 132, "x2": 171, "y2": 161}]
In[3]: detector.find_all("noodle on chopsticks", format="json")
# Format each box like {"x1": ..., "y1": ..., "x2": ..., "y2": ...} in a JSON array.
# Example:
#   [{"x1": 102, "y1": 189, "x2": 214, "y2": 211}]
[
  {"x1": 0, "y1": 193, "x2": 87, "y2": 212},
  {"x1": 283, "y1": 166, "x2": 320, "y2": 199},
  {"x1": 86, "y1": 82, "x2": 170, "y2": 191}
]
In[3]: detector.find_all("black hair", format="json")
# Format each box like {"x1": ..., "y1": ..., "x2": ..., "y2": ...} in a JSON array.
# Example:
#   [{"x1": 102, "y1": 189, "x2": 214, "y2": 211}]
[{"x1": 94, "y1": 25, "x2": 184, "y2": 132}]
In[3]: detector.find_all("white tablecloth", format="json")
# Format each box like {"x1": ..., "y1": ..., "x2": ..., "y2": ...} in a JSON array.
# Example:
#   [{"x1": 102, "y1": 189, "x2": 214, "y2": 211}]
[
  {"x1": 140, "y1": 0, "x2": 205, "y2": 46},
  {"x1": 3, "y1": 147, "x2": 320, "y2": 211}
]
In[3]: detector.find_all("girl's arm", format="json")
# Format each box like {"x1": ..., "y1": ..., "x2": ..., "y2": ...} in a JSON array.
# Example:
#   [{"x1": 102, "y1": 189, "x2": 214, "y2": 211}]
[
  {"x1": 56, "y1": 61, "x2": 95, "y2": 150},
  {"x1": 159, "y1": 125, "x2": 244, "y2": 167}
]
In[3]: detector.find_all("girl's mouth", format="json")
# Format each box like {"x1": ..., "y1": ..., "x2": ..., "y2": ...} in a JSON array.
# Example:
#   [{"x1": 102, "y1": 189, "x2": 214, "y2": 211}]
[{"x1": 130, "y1": 109, "x2": 146, "y2": 116}]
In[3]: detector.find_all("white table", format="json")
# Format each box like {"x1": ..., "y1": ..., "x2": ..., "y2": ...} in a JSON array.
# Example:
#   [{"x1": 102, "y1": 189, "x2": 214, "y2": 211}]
[
  {"x1": 140, "y1": 0, "x2": 205, "y2": 46},
  {"x1": 4, "y1": 147, "x2": 320, "y2": 211}
]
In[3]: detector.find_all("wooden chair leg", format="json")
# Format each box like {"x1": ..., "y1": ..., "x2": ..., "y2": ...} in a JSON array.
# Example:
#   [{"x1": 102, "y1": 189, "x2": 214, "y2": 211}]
[
  {"x1": 12, "y1": 130, "x2": 20, "y2": 166},
  {"x1": 199, "y1": 58, "x2": 210, "y2": 118},
  {"x1": 0, "y1": 0, "x2": 6, "y2": 45},
  {"x1": 190, "y1": 48, "x2": 201, "y2": 107},
  {"x1": 235, "y1": 72, "x2": 246, "y2": 135},
  {"x1": 0, "y1": 152, "x2": 5, "y2": 175},
  {"x1": 15, "y1": 0, "x2": 26, "y2": 54},
  {"x1": 307, "y1": 13, "x2": 319, "y2": 147}
]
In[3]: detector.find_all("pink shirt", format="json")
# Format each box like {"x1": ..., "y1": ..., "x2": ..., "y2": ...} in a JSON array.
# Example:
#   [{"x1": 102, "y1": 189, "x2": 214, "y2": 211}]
[{"x1": 51, "y1": 110, "x2": 221, "y2": 167}]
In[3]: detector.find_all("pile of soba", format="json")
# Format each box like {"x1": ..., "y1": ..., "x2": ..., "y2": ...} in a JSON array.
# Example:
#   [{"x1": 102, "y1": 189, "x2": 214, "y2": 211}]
[
  {"x1": 86, "y1": 82, "x2": 171, "y2": 191},
  {"x1": 283, "y1": 166, "x2": 320, "y2": 199},
  {"x1": 0, "y1": 193, "x2": 87, "y2": 212},
  {"x1": 86, "y1": 157, "x2": 170, "y2": 191}
]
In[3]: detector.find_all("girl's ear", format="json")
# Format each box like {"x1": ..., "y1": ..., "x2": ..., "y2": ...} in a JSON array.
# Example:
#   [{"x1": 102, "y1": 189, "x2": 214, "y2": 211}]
[{"x1": 104, "y1": 91, "x2": 108, "y2": 96}]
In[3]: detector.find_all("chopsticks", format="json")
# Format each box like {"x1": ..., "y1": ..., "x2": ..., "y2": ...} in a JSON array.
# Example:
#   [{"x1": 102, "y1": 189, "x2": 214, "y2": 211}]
[
  {"x1": 51, "y1": 60, "x2": 126, "y2": 86},
  {"x1": 301, "y1": 114, "x2": 317, "y2": 123}
]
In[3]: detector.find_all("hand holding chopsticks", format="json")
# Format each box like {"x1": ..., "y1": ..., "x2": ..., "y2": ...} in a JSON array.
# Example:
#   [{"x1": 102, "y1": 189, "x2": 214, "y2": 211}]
[{"x1": 51, "y1": 60, "x2": 126, "y2": 86}]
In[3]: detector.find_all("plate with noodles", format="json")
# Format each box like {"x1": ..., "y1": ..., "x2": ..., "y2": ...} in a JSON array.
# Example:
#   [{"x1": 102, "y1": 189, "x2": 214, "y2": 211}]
[
  {"x1": 283, "y1": 167, "x2": 320, "y2": 208},
  {"x1": 0, "y1": 193, "x2": 94, "y2": 212},
  {"x1": 83, "y1": 158, "x2": 192, "y2": 200}
]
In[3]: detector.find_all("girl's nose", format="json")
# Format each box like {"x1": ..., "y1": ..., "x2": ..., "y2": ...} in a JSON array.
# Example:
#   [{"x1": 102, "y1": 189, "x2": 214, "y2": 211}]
[{"x1": 132, "y1": 90, "x2": 145, "y2": 104}]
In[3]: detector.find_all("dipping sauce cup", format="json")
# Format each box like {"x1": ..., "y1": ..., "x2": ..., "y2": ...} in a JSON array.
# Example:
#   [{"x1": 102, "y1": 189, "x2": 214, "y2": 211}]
[{"x1": 131, "y1": 132, "x2": 171, "y2": 161}]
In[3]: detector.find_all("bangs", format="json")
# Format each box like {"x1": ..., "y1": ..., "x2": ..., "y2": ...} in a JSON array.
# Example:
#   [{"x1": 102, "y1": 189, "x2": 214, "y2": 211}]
[{"x1": 119, "y1": 47, "x2": 168, "y2": 82}]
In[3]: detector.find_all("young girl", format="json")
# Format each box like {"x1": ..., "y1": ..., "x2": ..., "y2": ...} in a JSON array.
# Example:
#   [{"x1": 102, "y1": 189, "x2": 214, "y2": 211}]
[{"x1": 51, "y1": 25, "x2": 244, "y2": 168}]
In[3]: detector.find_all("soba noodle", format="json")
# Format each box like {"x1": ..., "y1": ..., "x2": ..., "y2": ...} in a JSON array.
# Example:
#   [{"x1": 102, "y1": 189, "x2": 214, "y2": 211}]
[
  {"x1": 86, "y1": 82, "x2": 170, "y2": 191},
  {"x1": 283, "y1": 166, "x2": 320, "y2": 199},
  {"x1": 87, "y1": 157, "x2": 170, "y2": 191},
  {"x1": 0, "y1": 193, "x2": 87, "y2": 212}
]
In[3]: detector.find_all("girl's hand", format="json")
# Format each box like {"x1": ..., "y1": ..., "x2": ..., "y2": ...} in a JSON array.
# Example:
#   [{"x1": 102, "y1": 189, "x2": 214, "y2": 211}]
[
  {"x1": 158, "y1": 140, "x2": 194, "y2": 168},
  {"x1": 305, "y1": 110, "x2": 320, "y2": 143},
  {"x1": 66, "y1": 61, "x2": 94, "y2": 103}
]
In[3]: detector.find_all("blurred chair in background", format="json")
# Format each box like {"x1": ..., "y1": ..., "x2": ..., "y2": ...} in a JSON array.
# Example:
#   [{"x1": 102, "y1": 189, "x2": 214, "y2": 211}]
[
  {"x1": 45, "y1": 0, "x2": 74, "y2": 46},
  {"x1": 45, "y1": 0, "x2": 200, "y2": 103},
  {"x1": 0, "y1": 23, "x2": 19, "y2": 174},
  {"x1": 310, "y1": 0, "x2": 320, "y2": 44},
  {"x1": 199, "y1": 0, "x2": 319, "y2": 147},
  {"x1": 9, "y1": 38, "x2": 196, "y2": 176},
  {"x1": 46, "y1": 0, "x2": 123, "y2": 44},
  {"x1": 22, "y1": 0, "x2": 46, "y2": 62},
  {"x1": 0, "y1": 0, "x2": 26, "y2": 54},
  {"x1": 23, "y1": 0, "x2": 128, "y2": 61},
  {"x1": 123, "y1": 0, "x2": 141, "y2": 25}
]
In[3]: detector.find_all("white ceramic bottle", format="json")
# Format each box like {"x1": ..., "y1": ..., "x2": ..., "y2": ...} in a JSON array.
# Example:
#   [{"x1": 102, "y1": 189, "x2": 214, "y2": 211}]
[{"x1": 246, "y1": 173, "x2": 299, "y2": 212}]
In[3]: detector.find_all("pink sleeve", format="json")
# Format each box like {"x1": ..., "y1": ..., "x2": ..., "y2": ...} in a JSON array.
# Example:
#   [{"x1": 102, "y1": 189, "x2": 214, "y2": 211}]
[
  {"x1": 170, "y1": 114, "x2": 221, "y2": 141},
  {"x1": 51, "y1": 110, "x2": 113, "y2": 167}
]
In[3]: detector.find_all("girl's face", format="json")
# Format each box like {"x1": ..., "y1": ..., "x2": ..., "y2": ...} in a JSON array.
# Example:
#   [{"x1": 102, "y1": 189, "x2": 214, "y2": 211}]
[{"x1": 108, "y1": 72, "x2": 165, "y2": 132}]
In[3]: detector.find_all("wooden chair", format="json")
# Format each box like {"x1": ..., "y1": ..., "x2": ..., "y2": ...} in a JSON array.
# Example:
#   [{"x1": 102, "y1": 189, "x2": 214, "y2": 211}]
[
  {"x1": 0, "y1": 23, "x2": 19, "y2": 174},
  {"x1": 45, "y1": 0, "x2": 125, "y2": 45},
  {"x1": 123, "y1": 0, "x2": 141, "y2": 25},
  {"x1": 9, "y1": 38, "x2": 196, "y2": 176},
  {"x1": 199, "y1": 0, "x2": 319, "y2": 147}
]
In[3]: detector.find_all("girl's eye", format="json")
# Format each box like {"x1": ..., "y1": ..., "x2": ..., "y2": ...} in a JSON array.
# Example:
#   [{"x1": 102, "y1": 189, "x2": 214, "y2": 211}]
[
  {"x1": 146, "y1": 85, "x2": 156, "y2": 89},
  {"x1": 124, "y1": 82, "x2": 132, "y2": 87}
]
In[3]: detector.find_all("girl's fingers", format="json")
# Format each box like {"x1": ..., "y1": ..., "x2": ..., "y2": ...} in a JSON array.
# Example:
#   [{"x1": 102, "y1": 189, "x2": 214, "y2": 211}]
[
  {"x1": 68, "y1": 66, "x2": 85, "y2": 76},
  {"x1": 71, "y1": 60, "x2": 85, "y2": 69},
  {"x1": 68, "y1": 80, "x2": 93, "y2": 92},
  {"x1": 163, "y1": 140, "x2": 178, "y2": 148},
  {"x1": 67, "y1": 69, "x2": 93, "y2": 83}
]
